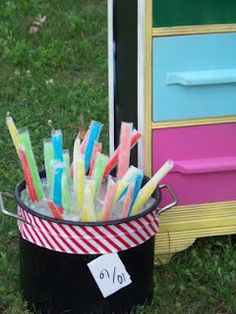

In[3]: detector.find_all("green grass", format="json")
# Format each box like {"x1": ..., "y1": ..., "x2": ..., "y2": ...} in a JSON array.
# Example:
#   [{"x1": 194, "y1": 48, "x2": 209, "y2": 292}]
[
  {"x1": 134, "y1": 237, "x2": 236, "y2": 314},
  {"x1": 0, "y1": 1, "x2": 235, "y2": 313}
]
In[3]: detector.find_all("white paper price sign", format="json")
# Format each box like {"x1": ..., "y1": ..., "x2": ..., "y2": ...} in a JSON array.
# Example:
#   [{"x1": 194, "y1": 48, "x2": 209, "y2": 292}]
[{"x1": 87, "y1": 253, "x2": 132, "y2": 298}]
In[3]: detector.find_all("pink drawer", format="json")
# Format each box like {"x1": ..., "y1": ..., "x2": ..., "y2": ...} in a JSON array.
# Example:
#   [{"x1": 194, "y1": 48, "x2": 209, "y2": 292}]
[{"x1": 152, "y1": 123, "x2": 236, "y2": 205}]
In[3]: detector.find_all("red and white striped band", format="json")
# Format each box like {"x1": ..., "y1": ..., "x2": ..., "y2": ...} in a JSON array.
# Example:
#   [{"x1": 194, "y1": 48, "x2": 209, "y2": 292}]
[{"x1": 17, "y1": 207, "x2": 159, "y2": 255}]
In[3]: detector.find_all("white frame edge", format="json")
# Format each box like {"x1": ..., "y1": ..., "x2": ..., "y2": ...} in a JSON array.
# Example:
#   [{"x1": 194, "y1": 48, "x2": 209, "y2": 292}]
[
  {"x1": 137, "y1": 0, "x2": 145, "y2": 170},
  {"x1": 108, "y1": 0, "x2": 115, "y2": 154}
]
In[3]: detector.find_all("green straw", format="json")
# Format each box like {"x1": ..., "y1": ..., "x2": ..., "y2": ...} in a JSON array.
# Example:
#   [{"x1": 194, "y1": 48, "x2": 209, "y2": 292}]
[
  {"x1": 18, "y1": 127, "x2": 43, "y2": 200},
  {"x1": 43, "y1": 139, "x2": 54, "y2": 194},
  {"x1": 92, "y1": 153, "x2": 108, "y2": 200},
  {"x1": 63, "y1": 149, "x2": 71, "y2": 185}
]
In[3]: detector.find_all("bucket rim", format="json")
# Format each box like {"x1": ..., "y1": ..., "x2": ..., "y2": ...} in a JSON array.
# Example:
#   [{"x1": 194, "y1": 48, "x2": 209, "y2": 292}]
[{"x1": 14, "y1": 170, "x2": 161, "y2": 226}]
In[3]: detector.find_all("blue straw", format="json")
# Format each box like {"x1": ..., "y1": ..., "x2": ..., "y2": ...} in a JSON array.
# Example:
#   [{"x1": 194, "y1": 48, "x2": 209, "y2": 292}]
[
  {"x1": 84, "y1": 121, "x2": 103, "y2": 172},
  {"x1": 128, "y1": 170, "x2": 144, "y2": 215},
  {"x1": 52, "y1": 129, "x2": 63, "y2": 162},
  {"x1": 52, "y1": 162, "x2": 64, "y2": 207}
]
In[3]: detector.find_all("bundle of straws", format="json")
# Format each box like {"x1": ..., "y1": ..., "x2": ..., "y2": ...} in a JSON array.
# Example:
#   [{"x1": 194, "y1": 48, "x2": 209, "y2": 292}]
[{"x1": 6, "y1": 116, "x2": 174, "y2": 222}]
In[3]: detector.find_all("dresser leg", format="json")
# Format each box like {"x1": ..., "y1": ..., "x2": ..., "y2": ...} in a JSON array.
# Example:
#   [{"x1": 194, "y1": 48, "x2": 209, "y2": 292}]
[{"x1": 154, "y1": 201, "x2": 236, "y2": 263}]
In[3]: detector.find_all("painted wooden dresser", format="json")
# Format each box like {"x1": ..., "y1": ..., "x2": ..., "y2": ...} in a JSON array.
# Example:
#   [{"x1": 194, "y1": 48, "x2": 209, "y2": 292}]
[{"x1": 108, "y1": 0, "x2": 236, "y2": 262}]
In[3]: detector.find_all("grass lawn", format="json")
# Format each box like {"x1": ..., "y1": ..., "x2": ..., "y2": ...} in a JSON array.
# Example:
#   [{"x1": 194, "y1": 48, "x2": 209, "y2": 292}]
[{"x1": 0, "y1": 1, "x2": 235, "y2": 313}]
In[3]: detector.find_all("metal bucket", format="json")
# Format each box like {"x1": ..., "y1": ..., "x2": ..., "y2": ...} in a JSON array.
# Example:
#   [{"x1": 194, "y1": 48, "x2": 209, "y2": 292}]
[{"x1": 0, "y1": 172, "x2": 177, "y2": 314}]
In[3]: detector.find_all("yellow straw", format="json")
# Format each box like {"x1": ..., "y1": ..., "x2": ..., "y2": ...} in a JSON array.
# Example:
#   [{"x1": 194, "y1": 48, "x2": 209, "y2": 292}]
[
  {"x1": 81, "y1": 179, "x2": 96, "y2": 221},
  {"x1": 81, "y1": 197, "x2": 89, "y2": 221},
  {"x1": 131, "y1": 160, "x2": 174, "y2": 215},
  {"x1": 6, "y1": 116, "x2": 20, "y2": 157},
  {"x1": 114, "y1": 180, "x2": 128, "y2": 202},
  {"x1": 76, "y1": 154, "x2": 85, "y2": 211}
]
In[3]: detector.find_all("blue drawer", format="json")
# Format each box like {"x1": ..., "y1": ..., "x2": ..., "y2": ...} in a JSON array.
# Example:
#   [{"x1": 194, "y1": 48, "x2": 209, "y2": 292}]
[{"x1": 153, "y1": 33, "x2": 236, "y2": 122}]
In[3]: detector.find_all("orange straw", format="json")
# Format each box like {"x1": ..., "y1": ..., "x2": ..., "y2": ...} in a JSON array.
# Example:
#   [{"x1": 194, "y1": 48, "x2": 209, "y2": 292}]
[
  {"x1": 47, "y1": 200, "x2": 63, "y2": 219},
  {"x1": 117, "y1": 122, "x2": 133, "y2": 180},
  {"x1": 19, "y1": 147, "x2": 38, "y2": 202}
]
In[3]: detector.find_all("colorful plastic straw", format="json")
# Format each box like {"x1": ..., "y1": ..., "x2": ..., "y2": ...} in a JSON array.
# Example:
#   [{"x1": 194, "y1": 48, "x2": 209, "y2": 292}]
[
  {"x1": 121, "y1": 182, "x2": 135, "y2": 219},
  {"x1": 92, "y1": 153, "x2": 108, "y2": 200},
  {"x1": 131, "y1": 160, "x2": 174, "y2": 215},
  {"x1": 103, "y1": 129, "x2": 141, "y2": 179},
  {"x1": 63, "y1": 149, "x2": 71, "y2": 185},
  {"x1": 9, "y1": 117, "x2": 173, "y2": 222},
  {"x1": 52, "y1": 129, "x2": 63, "y2": 162},
  {"x1": 6, "y1": 116, "x2": 20, "y2": 157},
  {"x1": 18, "y1": 127, "x2": 43, "y2": 201},
  {"x1": 117, "y1": 122, "x2": 133, "y2": 180},
  {"x1": 52, "y1": 162, "x2": 64, "y2": 208},
  {"x1": 84, "y1": 121, "x2": 103, "y2": 172},
  {"x1": 102, "y1": 176, "x2": 117, "y2": 221},
  {"x1": 43, "y1": 139, "x2": 54, "y2": 194},
  {"x1": 76, "y1": 154, "x2": 85, "y2": 211},
  {"x1": 62, "y1": 171, "x2": 71, "y2": 214},
  {"x1": 81, "y1": 179, "x2": 96, "y2": 221},
  {"x1": 89, "y1": 142, "x2": 102, "y2": 176},
  {"x1": 19, "y1": 146, "x2": 38, "y2": 202}
]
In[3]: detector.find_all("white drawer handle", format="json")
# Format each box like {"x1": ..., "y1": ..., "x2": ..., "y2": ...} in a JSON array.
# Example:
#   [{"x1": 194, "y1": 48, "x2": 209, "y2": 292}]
[
  {"x1": 166, "y1": 69, "x2": 236, "y2": 86},
  {"x1": 172, "y1": 156, "x2": 236, "y2": 174}
]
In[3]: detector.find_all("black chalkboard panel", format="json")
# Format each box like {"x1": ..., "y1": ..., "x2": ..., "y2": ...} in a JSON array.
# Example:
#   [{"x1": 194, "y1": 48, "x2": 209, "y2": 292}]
[
  {"x1": 153, "y1": 0, "x2": 236, "y2": 27},
  {"x1": 113, "y1": 0, "x2": 138, "y2": 165}
]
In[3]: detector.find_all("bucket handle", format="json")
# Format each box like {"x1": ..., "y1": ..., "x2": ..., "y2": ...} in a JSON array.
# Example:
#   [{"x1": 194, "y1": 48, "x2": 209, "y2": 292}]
[
  {"x1": 0, "y1": 192, "x2": 27, "y2": 223},
  {"x1": 158, "y1": 184, "x2": 178, "y2": 215}
]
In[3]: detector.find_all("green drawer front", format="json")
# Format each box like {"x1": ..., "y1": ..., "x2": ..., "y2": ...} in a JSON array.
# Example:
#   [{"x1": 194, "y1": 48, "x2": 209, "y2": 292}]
[{"x1": 153, "y1": 0, "x2": 236, "y2": 27}]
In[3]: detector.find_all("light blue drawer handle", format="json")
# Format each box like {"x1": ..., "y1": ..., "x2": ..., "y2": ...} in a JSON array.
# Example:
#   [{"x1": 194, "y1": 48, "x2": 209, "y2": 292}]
[{"x1": 166, "y1": 69, "x2": 236, "y2": 86}]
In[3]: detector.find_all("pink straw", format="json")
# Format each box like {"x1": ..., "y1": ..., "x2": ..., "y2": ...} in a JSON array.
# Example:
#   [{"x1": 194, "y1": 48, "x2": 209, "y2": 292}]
[
  {"x1": 70, "y1": 163, "x2": 73, "y2": 180},
  {"x1": 89, "y1": 142, "x2": 102, "y2": 176},
  {"x1": 103, "y1": 129, "x2": 141, "y2": 179},
  {"x1": 116, "y1": 122, "x2": 133, "y2": 180},
  {"x1": 121, "y1": 182, "x2": 135, "y2": 219},
  {"x1": 80, "y1": 129, "x2": 89, "y2": 154},
  {"x1": 102, "y1": 176, "x2": 117, "y2": 221},
  {"x1": 19, "y1": 147, "x2": 38, "y2": 202}
]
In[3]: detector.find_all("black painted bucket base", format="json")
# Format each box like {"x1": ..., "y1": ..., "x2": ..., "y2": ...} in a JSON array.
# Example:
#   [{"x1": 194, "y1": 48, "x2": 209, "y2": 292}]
[{"x1": 20, "y1": 237, "x2": 155, "y2": 314}]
